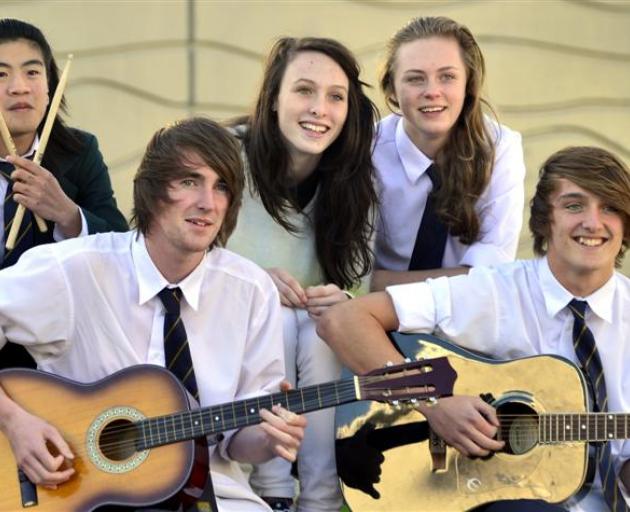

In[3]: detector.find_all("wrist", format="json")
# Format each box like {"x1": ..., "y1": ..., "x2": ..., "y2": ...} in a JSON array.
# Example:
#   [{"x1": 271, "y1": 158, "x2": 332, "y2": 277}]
[{"x1": 57, "y1": 204, "x2": 82, "y2": 238}]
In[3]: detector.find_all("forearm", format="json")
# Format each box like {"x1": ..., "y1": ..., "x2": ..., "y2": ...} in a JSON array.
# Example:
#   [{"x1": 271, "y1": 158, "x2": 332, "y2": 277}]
[
  {"x1": 0, "y1": 386, "x2": 20, "y2": 433},
  {"x1": 227, "y1": 425, "x2": 275, "y2": 465},
  {"x1": 370, "y1": 267, "x2": 469, "y2": 292},
  {"x1": 317, "y1": 292, "x2": 403, "y2": 374}
]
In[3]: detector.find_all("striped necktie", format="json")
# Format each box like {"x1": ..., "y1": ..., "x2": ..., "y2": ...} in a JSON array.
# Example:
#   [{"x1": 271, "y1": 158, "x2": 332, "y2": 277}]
[
  {"x1": 568, "y1": 299, "x2": 628, "y2": 512},
  {"x1": 1, "y1": 160, "x2": 34, "y2": 269},
  {"x1": 408, "y1": 164, "x2": 448, "y2": 271},
  {"x1": 158, "y1": 287, "x2": 199, "y2": 401}
]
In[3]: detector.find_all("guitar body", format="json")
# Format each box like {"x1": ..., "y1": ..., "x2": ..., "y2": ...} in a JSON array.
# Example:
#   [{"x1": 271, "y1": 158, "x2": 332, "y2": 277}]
[
  {"x1": 0, "y1": 365, "x2": 208, "y2": 512},
  {"x1": 336, "y1": 334, "x2": 590, "y2": 511}
]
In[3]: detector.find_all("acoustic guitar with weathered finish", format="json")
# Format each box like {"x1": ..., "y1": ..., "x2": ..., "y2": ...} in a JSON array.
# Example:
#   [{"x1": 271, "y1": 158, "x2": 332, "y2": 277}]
[
  {"x1": 0, "y1": 358, "x2": 456, "y2": 511},
  {"x1": 336, "y1": 334, "x2": 629, "y2": 511}
]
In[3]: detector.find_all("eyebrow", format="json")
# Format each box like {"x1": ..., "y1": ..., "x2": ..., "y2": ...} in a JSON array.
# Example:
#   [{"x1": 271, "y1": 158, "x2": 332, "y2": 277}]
[
  {"x1": 556, "y1": 192, "x2": 588, "y2": 201},
  {"x1": 404, "y1": 65, "x2": 460, "y2": 73},
  {"x1": 0, "y1": 59, "x2": 45, "y2": 69},
  {"x1": 293, "y1": 77, "x2": 348, "y2": 91}
]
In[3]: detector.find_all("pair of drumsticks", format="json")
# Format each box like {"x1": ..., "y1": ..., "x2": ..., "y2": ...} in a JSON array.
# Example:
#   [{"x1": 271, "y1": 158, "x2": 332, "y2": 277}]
[{"x1": 0, "y1": 55, "x2": 73, "y2": 250}]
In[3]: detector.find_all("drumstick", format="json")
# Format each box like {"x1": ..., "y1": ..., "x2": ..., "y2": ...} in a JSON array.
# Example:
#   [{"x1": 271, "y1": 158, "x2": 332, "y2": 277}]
[{"x1": 6, "y1": 55, "x2": 74, "y2": 249}]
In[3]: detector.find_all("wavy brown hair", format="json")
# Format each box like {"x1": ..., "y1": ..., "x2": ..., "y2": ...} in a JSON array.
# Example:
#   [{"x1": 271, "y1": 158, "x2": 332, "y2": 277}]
[
  {"x1": 530, "y1": 146, "x2": 630, "y2": 267},
  {"x1": 132, "y1": 117, "x2": 244, "y2": 249},
  {"x1": 232, "y1": 37, "x2": 378, "y2": 289},
  {"x1": 380, "y1": 16, "x2": 495, "y2": 244}
]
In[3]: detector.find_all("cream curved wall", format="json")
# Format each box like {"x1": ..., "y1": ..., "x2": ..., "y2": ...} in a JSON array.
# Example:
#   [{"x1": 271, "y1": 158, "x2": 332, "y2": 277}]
[{"x1": 2, "y1": 0, "x2": 629, "y2": 275}]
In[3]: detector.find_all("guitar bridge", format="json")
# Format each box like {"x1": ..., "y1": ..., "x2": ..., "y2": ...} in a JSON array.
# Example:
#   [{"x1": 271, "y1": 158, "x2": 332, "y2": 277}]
[{"x1": 18, "y1": 468, "x2": 38, "y2": 507}]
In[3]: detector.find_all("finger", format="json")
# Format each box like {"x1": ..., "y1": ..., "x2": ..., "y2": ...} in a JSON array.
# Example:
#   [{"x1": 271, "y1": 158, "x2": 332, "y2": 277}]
[
  {"x1": 270, "y1": 405, "x2": 306, "y2": 427},
  {"x1": 279, "y1": 380, "x2": 293, "y2": 392},
  {"x1": 307, "y1": 307, "x2": 325, "y2": 320},
  {"x1": 259, "y1": 419, "x2": 302, "y2": 451},
  {"x1": 7, "y1": 156, "x2": 43, "y2": 175},
  {"x1": 478, "y1": 401, "x2": 500, "y2": 428},
  {"x1": 305, "y1": 284, "x2": 338, "y2": 299},
  {"x1": 279, "y1": 286, "x2": 307, "y2": 308},
  {"x1": 45, "y1": 429, "x2": 74, "y2": 460},
  {"x1": 272, "y1": 441, "x2": 298, "y2": 462}
]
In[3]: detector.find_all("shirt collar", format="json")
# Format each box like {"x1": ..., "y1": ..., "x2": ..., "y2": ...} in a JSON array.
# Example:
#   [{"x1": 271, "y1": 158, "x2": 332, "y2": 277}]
[
  {"x1": 538, "y1": 256, "x2": 616, "y2": 323},
  {"x1": 0, "y1": 134, "x2": 39, "y2": 162},
  {"x1": 394, "y1": 116, "x2": 433, "y2": 184},
  {"x1": 131, "y1": 231, "x2": 206, "y2": 311}
]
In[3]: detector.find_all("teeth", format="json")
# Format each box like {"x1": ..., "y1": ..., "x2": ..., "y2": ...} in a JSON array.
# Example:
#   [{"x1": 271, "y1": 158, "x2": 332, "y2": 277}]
[
  {"x1": 577, "y1": 237, "x2": 603, "y2": 247},
  {"x1": 420, "y1": 106, "x2": 445, "y2": 113},
  {"x1": 301, "y1": 122, "x2": 328, "y2": 133},
  {"x1": 189, "y1": 220, "x2": 209, "y2": 226}
]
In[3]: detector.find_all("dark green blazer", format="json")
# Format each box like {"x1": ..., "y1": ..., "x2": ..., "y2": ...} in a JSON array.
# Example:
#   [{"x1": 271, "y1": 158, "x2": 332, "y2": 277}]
[{"x1": 1, "y1": 129, "x2": 128, "y2": 368}]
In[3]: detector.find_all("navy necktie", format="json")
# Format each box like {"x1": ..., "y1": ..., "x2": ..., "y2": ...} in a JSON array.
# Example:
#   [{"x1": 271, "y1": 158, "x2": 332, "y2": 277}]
[
  {"x1": 1, "y1": 160, "x2": 34, "y2": 269},
  {"x1": 568, "y1": 300, "x2": 627, "y2": 512},
  {"x1": 408, "y1": 164, "x2": 448, "y2": 271},
  {"x1": 158, "y1": 287, "x2": 199, "y2": 401}
]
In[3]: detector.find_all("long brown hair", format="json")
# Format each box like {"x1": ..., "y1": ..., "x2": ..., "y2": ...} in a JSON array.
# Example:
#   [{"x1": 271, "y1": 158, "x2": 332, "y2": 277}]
[
  {"x1": 381, "y1": 16, "x2": 495, "y2": 244},
  {"x1": 530, "y1": 146, "x2": 630, "y2": 267},
  {"x1": 233, "y1": 37, "x2": 378, "y2": 289}
]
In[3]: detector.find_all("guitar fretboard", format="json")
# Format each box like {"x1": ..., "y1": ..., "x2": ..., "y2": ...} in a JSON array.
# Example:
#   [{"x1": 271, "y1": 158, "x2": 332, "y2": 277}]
[
  {"x1": 539, "y1": 413, "x2": 630, "y2": 443},
  {"x1": 136, "y1": 379, "x2": 358, "y2": 450}
]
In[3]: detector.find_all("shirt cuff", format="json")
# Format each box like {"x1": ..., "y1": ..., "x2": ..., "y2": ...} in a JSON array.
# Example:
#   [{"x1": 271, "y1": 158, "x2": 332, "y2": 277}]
[
  {"x1": 386, "y1": 281, "x2": 435, "y2": 332},
  {"x1": 52, "y1": 208, "x2": 88, "y2": 242}
]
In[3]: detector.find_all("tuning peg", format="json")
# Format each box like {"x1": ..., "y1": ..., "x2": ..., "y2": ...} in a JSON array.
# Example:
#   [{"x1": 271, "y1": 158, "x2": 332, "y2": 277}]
[
  {"x1": 410, "y1": 398, "x2": 418, "y2": 405},
  {"x1": 392, "y1": 400, "x2": 400, "y2": 409},
  {"x1": 404, "y1": 357, "x2": 411, "y2": 363},
  {"x1": 385, "y1": 361, "x2": 394, "y2": 367},
  {"x1": 426, "y1": 397, "x2": 438, "y2": 407}
]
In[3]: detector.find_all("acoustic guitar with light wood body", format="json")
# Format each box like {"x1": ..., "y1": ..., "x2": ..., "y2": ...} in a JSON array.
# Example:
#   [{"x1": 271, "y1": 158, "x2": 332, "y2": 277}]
[
  {"x1": 336, "y1": 334, "x2": 630, "y2": 511},
  {"x1": 0, "y1": 358, "x2": 456, "y2": 511}
]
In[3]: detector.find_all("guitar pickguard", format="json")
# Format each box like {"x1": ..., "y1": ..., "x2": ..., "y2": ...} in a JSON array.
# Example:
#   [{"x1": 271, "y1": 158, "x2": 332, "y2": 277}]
[{"x1": 336, "y1": 334, "x2": 590, "y2": 511}]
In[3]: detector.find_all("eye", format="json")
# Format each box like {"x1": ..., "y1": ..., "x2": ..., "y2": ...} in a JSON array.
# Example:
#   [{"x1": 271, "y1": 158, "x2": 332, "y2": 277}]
[
  {"x1": 564, "y1": 202, "x2": 583, "y2": 212},
  {"x1": 440, "y1": 73, "x2": 456, "y2": 82},
  {"x1": 602, "y1": 204, "x2": 620, "y2": 214},
  {"x1": 26, "y1": 69, "x2": 41, "y2": 77},
  {"x1": 405, "y1": 75, "x2": 424, "y2": 84},
  {"x1": 329, "y1": 92, "x2": 345, "y2": 102},
  {"x1": 296, "y1": 86, "x2": 313, "y2": 96},
  {"x1": 215, "y1": 180, "x2": 230, "y2": 195},
  {"x1": 0, "y1": 71, "x2": 7, "y2": 79},
  {"x1": 180, "y1": 178, "x2": 196, "y2": 187}
]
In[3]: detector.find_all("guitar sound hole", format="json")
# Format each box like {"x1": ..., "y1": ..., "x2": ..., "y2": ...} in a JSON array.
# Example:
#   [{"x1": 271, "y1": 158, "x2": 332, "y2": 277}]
[
  {"x1": 99, "y1": 419, "x2": 139, "y2": 461},
  {"x1": 496, "y1": 402, "x2": 538, "y2": 455}
]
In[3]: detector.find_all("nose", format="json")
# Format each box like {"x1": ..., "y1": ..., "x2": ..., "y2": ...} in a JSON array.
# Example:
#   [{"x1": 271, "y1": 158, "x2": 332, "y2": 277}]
[
  {"x1": 7, "y1": 73, "x2": 30, "y2": 95},
  {"x1": 422, "y1": 78, "x2": 441, "y2": 99},
  {"x1": 581, "y1": 206, "x2": 604, "y2": 231},
  {"x1": 309, "y1": 93, "x2": 327, "y2": 118}
]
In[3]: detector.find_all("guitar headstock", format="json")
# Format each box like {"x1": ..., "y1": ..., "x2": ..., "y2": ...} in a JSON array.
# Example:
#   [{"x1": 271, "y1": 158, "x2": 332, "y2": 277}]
[{"x1": 358, "y1": 357, "x2": 456, "y2": 403}]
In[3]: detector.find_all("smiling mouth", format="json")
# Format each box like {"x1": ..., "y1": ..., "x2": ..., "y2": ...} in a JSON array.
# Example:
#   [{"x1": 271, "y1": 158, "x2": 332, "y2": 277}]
[
  {"x1": 419, "y1": 106, "x2": 446, "y2": 113},
  {"x1": 575, "y1": 236, "x2": 605, "y2": 247},
  {"x1": 300, "y1": 122, "x2": 329, "y2": 134},
  {"x1": 187, "y1": 219, "x2": 212, "y2": 227}
]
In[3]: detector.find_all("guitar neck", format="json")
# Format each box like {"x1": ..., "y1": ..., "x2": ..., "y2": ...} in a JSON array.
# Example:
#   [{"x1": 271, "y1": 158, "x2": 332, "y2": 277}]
[
  {"x1": 137, "y1": 378, "x2": 359, "y2": 450},
  {"x1": 539, "y1": 412, "x2": 630, "y2": 443}
]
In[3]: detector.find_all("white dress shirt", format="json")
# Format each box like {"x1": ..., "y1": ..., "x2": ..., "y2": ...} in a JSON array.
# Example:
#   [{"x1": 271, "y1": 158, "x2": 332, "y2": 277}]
[
  {"x1": 387, "y1": 257, "x2": 630, "y2": 511},
  {"x1": 0, "y1": 231, "x2": 285, "y2": 511},
  {"x1": 373, "y1": 113, "x2": 526, "y2": 271}
]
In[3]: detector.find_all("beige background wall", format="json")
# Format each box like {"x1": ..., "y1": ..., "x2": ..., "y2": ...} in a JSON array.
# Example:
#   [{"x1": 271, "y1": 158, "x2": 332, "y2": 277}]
[{"x1": 2, "y1": 0, "x2": 629, "y2": 275}]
